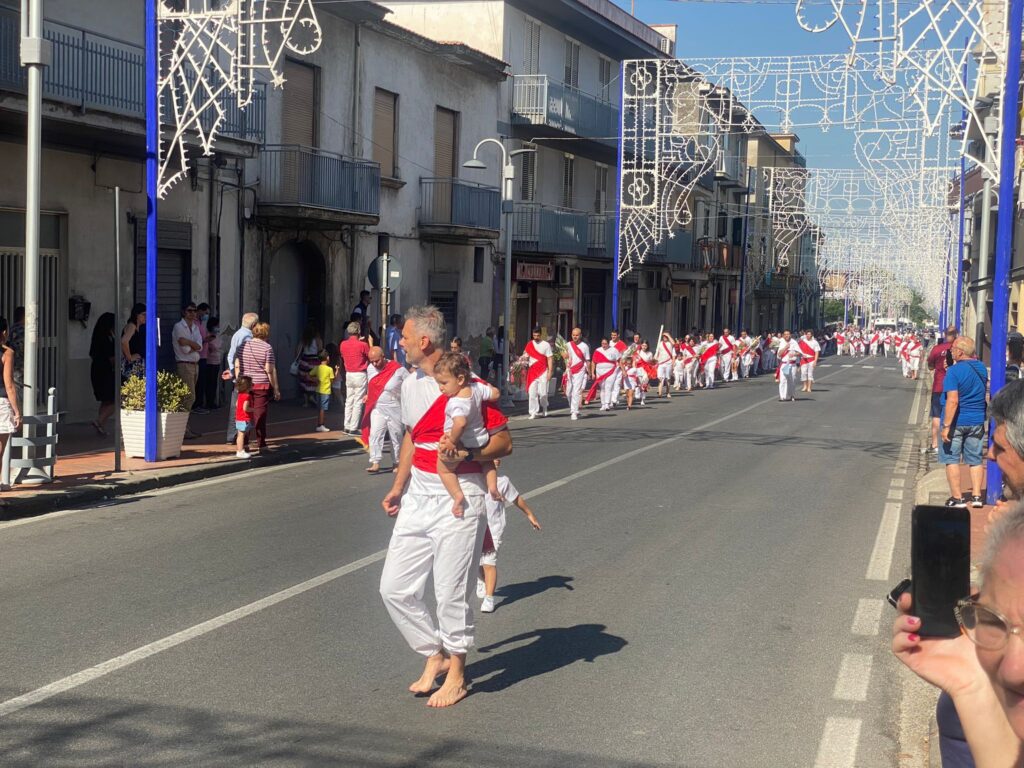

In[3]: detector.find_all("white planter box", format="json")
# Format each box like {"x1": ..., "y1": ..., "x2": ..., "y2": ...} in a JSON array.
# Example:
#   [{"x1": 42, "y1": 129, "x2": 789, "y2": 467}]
[{"x1": 121, "y1": 410, "x2": 189, "y2": 460}]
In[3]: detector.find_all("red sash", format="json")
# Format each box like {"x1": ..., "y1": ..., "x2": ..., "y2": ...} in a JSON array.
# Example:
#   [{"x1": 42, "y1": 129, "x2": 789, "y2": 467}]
[
  {"x1": 798, "y1": 339, "x2": 817, "y2": 362},
  {"x1": 869, "y1": 333, "x2": 880, "y2": 345},
  {"x1": 835, "y1": 333, "x2": 846, "y2": 344},
  {"x1": 638, "y1": 357, "x2": 658, "y2": 381},
  {"x1": 700, "y1": 343, "x2": 719, "y2": 365},
  {"x1": 568, "y1": 341, "x2": 586, "y2": 375},
  {"x1": 409, "y1": 391, "x2": 508, "y2": 475},
  {"x1": 719, "y1": 336, "x2": 735, "y2": 354},
  {"x1": 613, "y1": 340, "x2": 628, "y2": 355},
  {"x1": 525, "y1": 341, "x2": 549, "y2": 388},
  {"x1": 359, "y1": 361, "x2": 401, "y2": 447},
  {"x1": 585, "y1": 350, "x2": 616, "y2": 403},
  {"x1": 660, "y1": 341, "x2": 674, "y2": 363},
  {"x1": 679, "y1": 343, "x2": 696, "y2": 361}
]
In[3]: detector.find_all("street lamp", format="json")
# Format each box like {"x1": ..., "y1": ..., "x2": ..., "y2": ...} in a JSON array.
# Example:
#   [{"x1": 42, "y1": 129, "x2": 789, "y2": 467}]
[{"x1": 463, "y1": 138, "x2": 535, "y2": 407}]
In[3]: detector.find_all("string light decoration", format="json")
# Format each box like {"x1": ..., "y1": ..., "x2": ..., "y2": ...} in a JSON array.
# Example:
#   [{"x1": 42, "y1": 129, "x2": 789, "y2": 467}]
[{"x1": 157, "y1": 0, "x2": 323, "y2": 198}]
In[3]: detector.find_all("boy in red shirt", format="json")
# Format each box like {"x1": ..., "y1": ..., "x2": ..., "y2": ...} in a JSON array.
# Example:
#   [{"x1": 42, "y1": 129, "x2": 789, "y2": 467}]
[{"x1": 234, "y1": 375, "x2": 254, "y2": 459}]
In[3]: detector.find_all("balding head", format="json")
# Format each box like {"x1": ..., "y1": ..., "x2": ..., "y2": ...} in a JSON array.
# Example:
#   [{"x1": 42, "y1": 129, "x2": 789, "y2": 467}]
[
  {"x1": 368, "y1": 346, "x2": 385, "y2": 368},
  {"x1": 242, "y1": 312, "x2": 258, "y2": 329}
]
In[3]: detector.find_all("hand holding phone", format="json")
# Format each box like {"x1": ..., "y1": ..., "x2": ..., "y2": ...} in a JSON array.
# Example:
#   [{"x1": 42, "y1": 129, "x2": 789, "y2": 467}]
[{"x1": 910, "y1": 505, "x2": 970, "y2": 637}]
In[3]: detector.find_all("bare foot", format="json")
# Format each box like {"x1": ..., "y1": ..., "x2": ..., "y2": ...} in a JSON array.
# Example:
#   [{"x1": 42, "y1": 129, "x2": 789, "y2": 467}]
[
  {"x1": 452, "y1": 495, "x2": 466, "y2": 518},
  {"x1": 409, "y1": 654, "x2": 450, "y2": 694},
  {"x1": 366, "y1": 464, "x2": 380, "y2": 473},
  {"x1": 427, "y1": 678, "x2": 469, "y2": 708}
]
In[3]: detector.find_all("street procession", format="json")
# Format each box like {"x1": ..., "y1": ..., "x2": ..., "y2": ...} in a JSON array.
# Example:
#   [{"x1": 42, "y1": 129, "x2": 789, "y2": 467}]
[{"x1": 5, "y1": 0, "x2": 1024, "y2": 766}]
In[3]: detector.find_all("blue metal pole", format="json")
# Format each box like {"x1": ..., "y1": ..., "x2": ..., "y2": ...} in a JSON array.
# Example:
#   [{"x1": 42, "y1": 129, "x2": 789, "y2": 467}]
[
  {"x1": 736, "y1": 168, "x2": 751, "y2": 330},
  {"x1": 612, "y1": 61, "x2": 626, "y2": 330},
  {"x1": 940, "y1": 230, "x2": 951, "y2": 330},
  {"x1": 144, "y1": 0, "x2": 158, "y2": 462},
  {"x1": 986, "y1": 0, "x2": 1023, "y2": 504},
  {"x1": 955, "y1": 41, "x2": 968, "y2": 332}
]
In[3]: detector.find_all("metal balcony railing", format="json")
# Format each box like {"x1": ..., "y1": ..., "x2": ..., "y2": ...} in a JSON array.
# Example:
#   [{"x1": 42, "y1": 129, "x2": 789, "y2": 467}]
[
  {"x1": 419, "y1": 178, "x2": 500, "y2": 232},
  {"x1": 715, "y1": 151, "x2": 747, "y2": 186},
  {"x1": 588, "y1": 213, "x2": 611, "y2": 258},
  {"x1": 259, "y1": 145, "x2": 380, "y2": 218},
  {"x1": 649, "y1": 229, "x2": 697, "y2": 267},
  {"x1": 512, "y1": 202, "x2": 588, "y2": 256},
  {"x1": 0, "y1": 6, "x2": 265, "y2": 142},
  {"x1": 511, "y1": 75, "x2": 619, "y2": 147}
]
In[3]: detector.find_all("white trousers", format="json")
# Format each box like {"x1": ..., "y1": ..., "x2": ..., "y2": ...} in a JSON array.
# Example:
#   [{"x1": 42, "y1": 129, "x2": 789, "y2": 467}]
[
  {"x1": 566, "y1": 371, "x2": 587, "y2": 416},
  {"x1": 720, "y1": 353, "x2": 734, "y2": 381},
  {"x1": 778, "y1": 363, "x2": 798, "y2": 400},
  {"x1": 870, "y1": 343, "x2": 879, "y2": 356},
  {"x1": 528, "y1": 374, "x2": 550, "y2": 416},
  {"x1": 379, "y1": 492, "x2": 487, "y2": 656},
  {"x1": 612, "y1": 370, "x2": 624, "y2": 403},
  {"x1": 597, "y1": 368, "x2": 617, "y2": 408},
  {"x1": 368, "y1": 403, "x2": 403, "y2": 465},
  {"x1": 800, "y1": 362, "x2": 815, "y2": 382},
  {"x1": 657, "y1": 362, "x2": 672, "y2": 388},
  {"x1": 836, "y1": 345, "x2": 844, "y2": 357},
  {"x1": 703, "y1": 359, "x2": 717, "y2": 388},
  {"x1": 344, "y1": 371, "x2": 368, "y2": 432},
  {"x1": 740, "y1": 357, "x2": 752, "y2": 378}
]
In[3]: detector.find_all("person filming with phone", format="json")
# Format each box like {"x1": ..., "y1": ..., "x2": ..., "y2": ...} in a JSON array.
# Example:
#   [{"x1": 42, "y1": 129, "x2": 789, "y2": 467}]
[{"x1": 939, "y1": 336, "x2": 989, "y2": 509}]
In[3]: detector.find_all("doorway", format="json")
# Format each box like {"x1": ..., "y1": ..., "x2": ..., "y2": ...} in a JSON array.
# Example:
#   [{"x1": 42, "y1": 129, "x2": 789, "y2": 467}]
[{"x1": 268, "y1": 240, "x2": 326, "y2": 399}]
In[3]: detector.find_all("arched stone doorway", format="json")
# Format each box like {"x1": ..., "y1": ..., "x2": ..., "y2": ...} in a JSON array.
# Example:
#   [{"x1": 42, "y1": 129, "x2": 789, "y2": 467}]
[{"x1": 268, "y1": 240, "x2": 326, "y2": 399}]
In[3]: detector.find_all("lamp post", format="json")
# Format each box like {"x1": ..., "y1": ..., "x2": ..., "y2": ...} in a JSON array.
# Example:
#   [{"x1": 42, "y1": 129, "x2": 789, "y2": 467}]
[{"x1": 464, "y1": 139, "x2": 535, "y2": 408}]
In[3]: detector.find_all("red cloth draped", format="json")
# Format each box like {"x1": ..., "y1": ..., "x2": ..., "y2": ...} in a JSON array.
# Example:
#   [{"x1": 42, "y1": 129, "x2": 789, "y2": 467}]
[
  {"x1": 797, "y1": 339, "x2": 817, "y2": 362},
  {"x1": 568, "y1": 341, "x2": 586, "y2": 375},
  {"x1": 525, "y1": 341, "x2": 549, "y2": 388},
  {"x1": 585, "y1": 350, "x2": 616, "y2": 404},
  {"x1": 409, "y1": 390, "x2": 508, "y2": 474},
  {"x1": 359, "y1": 361, "x2": 401, "y2": 448},
  {"x1": 700, "y1": 343, "x2": 719, "y2": 365}
]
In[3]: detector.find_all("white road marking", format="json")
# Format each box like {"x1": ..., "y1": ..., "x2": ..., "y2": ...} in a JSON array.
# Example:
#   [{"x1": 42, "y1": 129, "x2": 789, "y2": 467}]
[
  {"x1": 850, "y1": 598, "x2": 885, "y2": 636},
  {"x1": 814, "y1": 717, "x2": 862, "y2": 768},
  {"x1": 893, "y1": 466, "x2": 907, "y2": 475},
  {"x1": 861, "y1": 365, "x2": 875, "y2": 369},
  {"x1": 866, "y1": 502, "x2": 902, "y2": 580},
  {"x1": 907, "y1": 377, "x2": 924, "y2": 425},
  {"x1": 832, "y1": 654, "x2": 873, "y2": 701},
  {"x1": 0, "y1": 380, "x2": 821, "y2": 717},
  {"x1": 890, "y1": 478, "x2": 905, "y2": 488},
  {"x1": 886, "y1": 489, "x2": 903, "y2": 500},
  {"x1": 841, "y1": 364, "x2": 854, "y2": 368},
  {"x1": 819, "y1": 364, "x2": 832, "y2": 368}
]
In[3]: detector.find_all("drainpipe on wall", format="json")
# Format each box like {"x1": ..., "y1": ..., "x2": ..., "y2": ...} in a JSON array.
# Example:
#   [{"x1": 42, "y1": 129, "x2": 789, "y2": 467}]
[
  {"x1": 350, "y1": 23, "x2": 361, "y2": 159},
  {"x1": 208, "y1": 158, "x2": 218, "y2": 310}
]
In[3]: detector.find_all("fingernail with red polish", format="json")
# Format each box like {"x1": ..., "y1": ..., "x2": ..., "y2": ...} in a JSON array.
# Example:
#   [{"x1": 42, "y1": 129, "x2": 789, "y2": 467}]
[
  {"x1": 908, "y1": 634, "x2": 919, "y2": 642},
  {"x1": 909, "y1": 617, "x2": 920, "y2": 626}
]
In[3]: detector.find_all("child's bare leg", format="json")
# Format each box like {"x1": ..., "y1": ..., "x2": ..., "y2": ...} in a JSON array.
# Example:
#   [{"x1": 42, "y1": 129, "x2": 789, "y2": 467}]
[
  {"x1": 236, "y1": 429, "x2": 246, "y2": 454},
  {"x1": 436, "y1": 457, "x2": 466, "y2": 517},
  {"x1": 481, "y1": 563, "x2": 497, "y2": 597},
  {"x1": 482, "y1": 460, "x2": 501, "y2": 499}
]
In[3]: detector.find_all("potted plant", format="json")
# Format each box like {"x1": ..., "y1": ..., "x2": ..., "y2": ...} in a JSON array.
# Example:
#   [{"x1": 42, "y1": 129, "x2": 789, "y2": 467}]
[{"x1": 120, "y1": 372, "x2": 193, "y2": 460}]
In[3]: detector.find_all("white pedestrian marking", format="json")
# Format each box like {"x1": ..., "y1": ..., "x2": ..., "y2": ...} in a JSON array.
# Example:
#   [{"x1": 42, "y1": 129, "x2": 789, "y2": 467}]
[
  {"x1": 890, "y1": 478, "x2": 905, "y2": 488},
  {"x1": 832, "y1": 654, "x2": 873, "y2": 701},
  {"x1": 866, "y1": 502, "x2": 902, "y2": 580},
  {"x1": 814, "y1": 717, "x2": 862, "y2": 768},
  {"x1": 887, "y1": 489, "x2": 902, "y2": 500},
  {"x1": 0, "y1": 377, "x2": 828, "y2": 717},
  {"x1": 861, "y1": 365, "x2": 875, "y2": 369},
  {"x1": 819, "y1": 364, "x2": 832, "y2": 368},
  {"x1": 850, "y1": 599, "x2": 885, "y2": 636},
  {"x1": 841, "y1": 364, "x2": 853, "y2": 368}
]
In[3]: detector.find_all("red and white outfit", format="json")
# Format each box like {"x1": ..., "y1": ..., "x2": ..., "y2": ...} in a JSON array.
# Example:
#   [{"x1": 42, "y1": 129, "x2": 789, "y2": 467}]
[
  {"x1": 718, "y1": 334, "x2": 737, "y2": 382},
  {"x1": 524, "y1": 339, "x2": 553, "y2": 417},
  {"x1": 588, "y1": 345, "x2": 621, "y2": 410},
  {"x1": 776, "y1": 337, "x2": 800, "y2": 400},
  {"x1": 655, "y1": 339, "x2": 674, "y2": 394},
  {"x1": 623, "y1": 365, "x2": 648, "y2": 405},
  {"x1": 834, "y1": 331, "x2": 846, "y2": 357},
  {"x1": 360, "y1": 361, "x2": 409, "y2": 467},
  {"x1": 902, "y1": 336, "x2": 922, "y2": 377},
  {"x1": 564, "y1": 340, "x2": 590, "y2": 419},
  {"x1": 700, "y1": 340, "x2": 719, "y2": 389},
  {"x1": 611, "y1": 339, "x2": 628, "y2": 402},
  {"x1": 868, "y1": 332, "x2": 880, "y2": 357},
  {"x1": 677, "y1": 342, "x2": 698, "y2": 391},
  {"x1": 379, "y1": 370, "x2": 507, "y2": 657},
  {"x1": 798, "y1": 335, "x2": 821, "y2": 382},
  {"x1": 738, "y1": 335, "x2": 755, "y2": 379},
  {"x1": 480, "y1": 475, "x2": 519, "y2": 567}
]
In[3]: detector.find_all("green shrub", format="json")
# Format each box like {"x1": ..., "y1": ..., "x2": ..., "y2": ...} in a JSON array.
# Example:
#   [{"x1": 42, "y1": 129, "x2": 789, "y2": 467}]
[{"x1": 121, "y1": 372, "x2": 192, "y2": 413}]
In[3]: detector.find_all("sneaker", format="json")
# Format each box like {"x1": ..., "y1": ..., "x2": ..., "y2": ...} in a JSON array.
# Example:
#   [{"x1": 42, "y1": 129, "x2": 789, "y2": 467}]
[
  {"x1": 528, "y1": 414, "x2": 536, "y2": 420},
  {"x1": 476, "y1": 579, "x2": 486, "y2": 599},
  {"x1": 235, "y1": 450, "x2": 252, "y2": 459},
  {"x1": 315, "y1": 425, "x2": 330, "y2": 433},
  {"x1": 480, "y1": 596, "x2": 495, "y2": 613},
  {"x1": 945, "y1": 496, "x2": 968, "y2": 508},
  {"x1": 571, "y1": 414, "x2": 579, "y2": 420},
  {"x1": 542, "y1": 410, "x2": 548, "y2": 417},
  {"x1": 970, "y1": 495, "x2": 985, "y2": 508}
]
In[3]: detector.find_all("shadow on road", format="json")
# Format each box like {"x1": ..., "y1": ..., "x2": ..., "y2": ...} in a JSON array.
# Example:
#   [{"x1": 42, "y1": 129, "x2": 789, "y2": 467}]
[
  {"x1": 496, "y1": 574, "x2": 574, "y2": 608},
  {"x1": 469, "y1": 623, "x2": 627, "y2": 695}
]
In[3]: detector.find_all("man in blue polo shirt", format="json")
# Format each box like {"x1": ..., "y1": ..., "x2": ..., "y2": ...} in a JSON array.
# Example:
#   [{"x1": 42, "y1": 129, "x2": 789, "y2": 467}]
[{"x1": 940, "y1": 335, "x2": 988, "y2": 508}]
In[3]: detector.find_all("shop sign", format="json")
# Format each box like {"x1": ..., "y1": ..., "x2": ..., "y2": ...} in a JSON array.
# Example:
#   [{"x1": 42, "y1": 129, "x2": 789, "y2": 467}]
[{"x1": 516, "y1": 261, "x2": 554, "y2": 281}]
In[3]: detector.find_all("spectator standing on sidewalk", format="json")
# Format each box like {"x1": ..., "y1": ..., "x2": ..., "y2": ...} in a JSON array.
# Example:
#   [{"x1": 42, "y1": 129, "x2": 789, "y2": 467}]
[
  {"x1": 990, "y1": 380, "x2": 1024, "y2": 502},
  {"x1": 310, "y1": 350, "x2": 336, "y2": 433},
  {"x1": 386, "y1": 314, "x2": 405, "y2": 368},
  {"x1": 120, "y1": 303, "x2": 146, "y2": 380},
  {"x1": 236, "y1": 321, "x2": 280, "y2": 452},
  {"x1": 340, "y1": 322, "x2": 370, "y2": 435},
  {"x1": 233, "y1": 375, "x2": 253, "y2": 459},
  {"x1": 194, "y1": 303, "x2": 213, "y2": 413},
  {"x1": 479, "y1": 327, "x2": 495, "y2": 381},
  {"x1": 926, "y1": 325, "x2": 957, "y2": 454},
  {"x1": 939, "y1": 335, "x2": 989, "y2": 508},
  {"x1": 172, "y1": 303, "x2": 203, "y2": 440},
  {"x1": 88, "y1": 312, "x2": 117, "y2": 437},
  {"x1": 202, "y1": 316, "x2": 223, "y2": 409},
  {"x1": 224, "y1": 312, "x2": 257, "y2": 444},
  {"x1": 350, "y1": 290, "x2": 376, "y2": 343},
  {"x1": 0, "y1": 317, "x2": 23, "y2": 493}
]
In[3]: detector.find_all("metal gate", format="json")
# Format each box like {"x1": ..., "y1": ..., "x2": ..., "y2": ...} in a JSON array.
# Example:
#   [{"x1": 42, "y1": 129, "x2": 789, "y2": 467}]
[{"x1": 0, "y1": 248, "x2": 63, "y2": 407}]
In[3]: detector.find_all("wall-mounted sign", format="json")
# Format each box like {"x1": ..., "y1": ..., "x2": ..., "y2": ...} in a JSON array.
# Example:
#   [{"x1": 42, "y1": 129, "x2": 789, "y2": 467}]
[{"x1": 515, "y1": 261, "x2": 554, "y2": 282}]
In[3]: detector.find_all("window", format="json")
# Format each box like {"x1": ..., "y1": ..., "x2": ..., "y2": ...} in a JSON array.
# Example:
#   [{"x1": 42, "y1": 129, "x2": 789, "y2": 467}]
[
  {"x1": 696, "y1": 201, "x2": 710, "y2": 237},
  {"x1": 520, "y1": 145, "x2": 536, "y2": 202},
  {"x1": 474, "y1": 246, "x2": 485, "y2": 283},
  {"x1": 594, "y1": 165, "x2": 609, "y2": 213},
  {"x1": 599, "y1": 57, "x2": 613, "y2": 102},
  {"x1": 561, "y1": 154, "x2": 575, "y2": 209},
  {"x1": 282, "y1": 59, "x2": 318, "y2": 147},
  {"x1": 434, "y1": 106, "x2": 458, "y2": 178},
  {"x1": 717, "y1": 210, "x2": 728, "y2": 239},
  {"x1": 523, "y1": 18, "x2": 540, "y2": 74},
  {"x1": 564, "y1": 38, "x2": 580, "y2": 88},
  {"x1": 372, "y1": 88, "x2": 398, "y2": 178}
]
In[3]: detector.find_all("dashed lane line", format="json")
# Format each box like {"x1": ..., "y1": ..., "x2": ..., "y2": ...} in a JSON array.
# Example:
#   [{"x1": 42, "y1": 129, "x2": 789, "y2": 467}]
[
  {"x1": 832, "y1": 654, "x2": 873, "y2": 702},
  {"x1": 850, "y1": 599, "x2": 885, "y2": 636},
  {"x1": 814, "y1": 717, "x2": 862, "y2": 768}
]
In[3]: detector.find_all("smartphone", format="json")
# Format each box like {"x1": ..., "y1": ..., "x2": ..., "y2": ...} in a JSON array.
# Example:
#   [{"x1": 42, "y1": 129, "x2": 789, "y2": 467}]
[{"x1": 910, "y1": 505, "x2": 971, "y2": 637}]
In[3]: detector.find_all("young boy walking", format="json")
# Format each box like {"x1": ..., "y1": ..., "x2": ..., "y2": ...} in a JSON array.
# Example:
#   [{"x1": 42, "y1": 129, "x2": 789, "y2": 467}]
[
  {"x1": 234, "y1": 375, "x2": 253, "y2": 459},
  {"x1": 310, "y1": 350, "x2": 337, "y2": 433}
]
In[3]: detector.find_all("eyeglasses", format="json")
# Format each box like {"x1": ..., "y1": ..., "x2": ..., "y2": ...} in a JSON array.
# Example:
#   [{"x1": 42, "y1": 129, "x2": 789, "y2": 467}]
[{"x1": 955, "y1": 598, "x2": 1024, "y2": 650}]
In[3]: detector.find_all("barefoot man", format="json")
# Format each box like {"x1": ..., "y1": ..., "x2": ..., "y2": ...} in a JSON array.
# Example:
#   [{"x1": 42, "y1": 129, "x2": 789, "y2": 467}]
[
  {"x1": 360, "y1": 346, "x2": 408, "y2": 473},
  {"x1": 379, "y1": 305, "x2": 512, "y2": 708}
]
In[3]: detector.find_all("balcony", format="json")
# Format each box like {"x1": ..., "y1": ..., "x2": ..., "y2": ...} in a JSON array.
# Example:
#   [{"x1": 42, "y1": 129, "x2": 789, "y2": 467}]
[
  {"x1": 511, "y1": 75, "x2": 619, "y2": 153},
  {"x1": 715, "y1": 151, "x2": 748, "y2": 189},
  {"x1": 588, "y1": 214, "x2": 613, "y2": 259},
  {"x1": 0, "y1": 7, "x2": 265, "y2": 151},
  {"x1": 512, "y1": 202, "x2": 588, "y2": 256},
  {"x1": 257, "y1": 145, "x2": 380, "y2": 228},
  {"x1": 419, "y1": 178, "x2": 500, "y2": 242},
  {"x1": 649, "y1": 229, "x2": 697, "y2": 268}
]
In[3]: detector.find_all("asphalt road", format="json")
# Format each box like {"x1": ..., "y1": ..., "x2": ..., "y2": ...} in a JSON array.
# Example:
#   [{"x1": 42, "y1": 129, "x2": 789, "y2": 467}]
[{"x1": 0, "y1": 359, "x2": 922, "y2": 767}]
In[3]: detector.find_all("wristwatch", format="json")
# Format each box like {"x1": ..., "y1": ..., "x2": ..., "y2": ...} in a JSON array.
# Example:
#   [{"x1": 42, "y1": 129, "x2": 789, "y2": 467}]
[{"x1": 464, "y1": 448, "x2": 475, "y2": 462}]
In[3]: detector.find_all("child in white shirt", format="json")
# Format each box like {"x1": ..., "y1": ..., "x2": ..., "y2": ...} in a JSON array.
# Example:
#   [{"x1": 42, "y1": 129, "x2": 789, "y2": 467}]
[
  {"x1": 433, "y1": 351, "x2": 500, "y2": 518},
  {"x1": 672, "y1": 352, "x2": 687, "y2": 392}
]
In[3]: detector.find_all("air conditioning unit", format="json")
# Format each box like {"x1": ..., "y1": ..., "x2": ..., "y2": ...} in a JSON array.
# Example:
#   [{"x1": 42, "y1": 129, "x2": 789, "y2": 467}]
[{"x1": 557, "y1": 265, "x2": 573, "y2": 287}]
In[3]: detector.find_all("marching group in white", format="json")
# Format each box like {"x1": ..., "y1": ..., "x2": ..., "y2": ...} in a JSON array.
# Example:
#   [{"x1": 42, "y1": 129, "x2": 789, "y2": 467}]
[{"x1": 827, "y1": 324, "x2": 926, "y2": 380}]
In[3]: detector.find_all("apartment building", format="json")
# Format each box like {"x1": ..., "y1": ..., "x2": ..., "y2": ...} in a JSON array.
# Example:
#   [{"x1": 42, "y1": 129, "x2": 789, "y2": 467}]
[{"x1": 384, "y1": 0, "x2": 673, "y2": 347}]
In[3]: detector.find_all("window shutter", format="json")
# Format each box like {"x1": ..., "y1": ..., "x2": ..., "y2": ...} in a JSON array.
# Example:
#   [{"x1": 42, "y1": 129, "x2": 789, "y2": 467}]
[
  {"x1": 524, "y1": 19, "x2": 540, "y2": 74},
  {"x1": 282, "y1": 59, "x2": 316, "y2": 146},
  {"x1": 520, "y1": 147, "x2": 536, "y2": 201},
  {"x1": 373, "y1": 89, "x2": 397, "y2": 177},
  {"x1": 433, "y1": 107, "x2": 457, "y2": 178},
  {"x1": 564, "y1": 39, "x2": 580, "y2": 88},
  {"x1": 594, "y1": 165, "x2": 608, "y2": 213},
  {"x1": 561, "y1": 154, "x2": 575, "y2": 209},
  {"x1": 599, "y1": 58, "x2": 613, "y2": 101}
]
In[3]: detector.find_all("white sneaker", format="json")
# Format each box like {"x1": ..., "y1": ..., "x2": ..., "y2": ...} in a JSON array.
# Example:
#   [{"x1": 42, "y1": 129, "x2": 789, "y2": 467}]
[
  {"x1": 528, "y1": 414, "x2": 536, "y2": 419},
  {"x1": 476, "y1": 579, "x2": 486, "y2": 598},
  {"x1": 315, "y1": 425, "x2": 330, "y2": 433},
  {"x1": 235, "y1": 450, "x2": 252, "y2": 459},
  {"x1": 480, "y1": 596, "x2": 495, "y2": 613},
  {"x1": 542, "y1": 410, "x2": 548, "y2": 417},
  {"x1": 571, "y1": 414, "x2": 579, "y2": 420}
]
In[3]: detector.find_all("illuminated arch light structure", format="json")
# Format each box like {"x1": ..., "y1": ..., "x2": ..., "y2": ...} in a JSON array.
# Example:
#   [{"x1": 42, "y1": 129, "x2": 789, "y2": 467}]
[{"x1": 157, "y1": 0, "x2": 323, "y2": 197}]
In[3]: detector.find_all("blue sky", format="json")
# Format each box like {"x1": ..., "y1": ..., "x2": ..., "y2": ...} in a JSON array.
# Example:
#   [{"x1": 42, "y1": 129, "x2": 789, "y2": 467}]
[{"x1": 612, "y1": 0, "x2": 870, "y2": 168}]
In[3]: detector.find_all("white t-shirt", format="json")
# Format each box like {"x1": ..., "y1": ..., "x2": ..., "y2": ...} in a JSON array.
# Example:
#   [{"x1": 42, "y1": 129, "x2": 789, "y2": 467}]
[
  {"x1": 527, "y1": 340, "x2": 553, "y2": 376},
  {"x1": 596, "y1": 346, "x2": 620, "y2": 373},
  {"x1": 172, "y1": 319, "x2": 202, "y2": 363},
  {"x1": 401, "y1": 369, "x2": 486, "y2": 496},
  {"x1": 800, "y1": 337, "x2": 821, "y2": 359},
  {"x1": 778, "y1": 340, "x2": 800, "y2": 364},
  {"x1": 483, "y1": 476, "x2": 519, "y2": 548},
  {"x1": 444, "y1": 391, "x2": 489, "y2": 449},
  {"x1": 376, "y1": 365, "x2": 409, "y2": 408},
  {"x1": 567, "y1": 341, "x2": 590, "y2": 370}
]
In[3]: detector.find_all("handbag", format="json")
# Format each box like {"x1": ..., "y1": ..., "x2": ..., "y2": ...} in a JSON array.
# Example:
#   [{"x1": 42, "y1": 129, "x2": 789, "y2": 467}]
[{"x1": 289, "y1": 358, "x2": 300, "y2": 376}]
